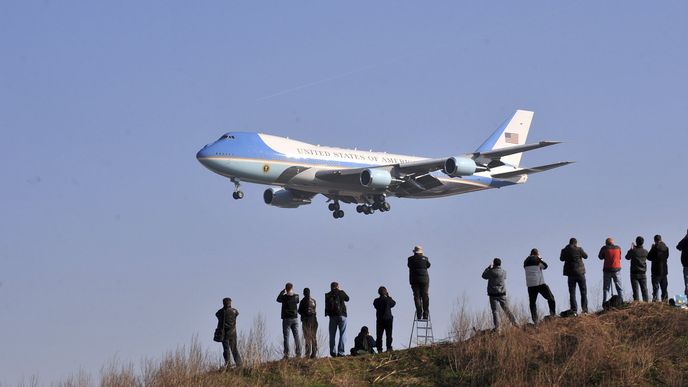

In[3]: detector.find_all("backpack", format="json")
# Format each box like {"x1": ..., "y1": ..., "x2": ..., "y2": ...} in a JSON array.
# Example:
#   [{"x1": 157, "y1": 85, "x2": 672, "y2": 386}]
[
  {"x1": 559, "y1": 309, "x2": 578, "y2": 318},
  {"x1": 326, "y1": 292, "x2": 342, "y2": 316},
  {"x1": 306, "y1": 297, "x2": 317, "y2": 316},
  {"x1": 603, "y1": 295, "x2": 623, "y2": 310}
]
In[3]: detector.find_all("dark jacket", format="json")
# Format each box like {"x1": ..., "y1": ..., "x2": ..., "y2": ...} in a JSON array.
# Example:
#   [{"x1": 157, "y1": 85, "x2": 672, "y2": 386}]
[
  {"x1": 598, "y1": 244, "x2": 622, "y2": 272},
  {"x1": 647, "y1": 241, "x2": 670, "y2": 277},
  {"x1": 408, "y1": 254, "x2": 431, "y2": 285},
  {"x1": 677, "y1": 235, "x2": 688, "y2": 267},
  {"x1": 625, "y1": 246, "x2": 648, "y2": 276},
  {"x1": 215, "y1": 307, "x2": 239, "y2": 334},
  {"x1": 352, "y1": 333, "x2": 376, "y2": 355},
  {"x1": 276, "y1": 291, "x2": 299, "y2": 319},
  {"x1": 325, "y1": 289, "x2": 349, "y2": 317},
  {"x1": 482, "y1": 266, "x2": 508, "y2": 297},
  {"x1": 560, "y1": 244, "x2": 588, "y2": 276},
  {"x1": 373, "y1": 295, "x2": 396, "y2": 321},
  {"x1": 298, "y1": 296, "x2": 317, "y2": 321}
]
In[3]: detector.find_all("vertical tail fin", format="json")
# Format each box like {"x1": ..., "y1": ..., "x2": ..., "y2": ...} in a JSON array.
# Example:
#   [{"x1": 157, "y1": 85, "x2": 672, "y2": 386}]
[{"x1": 476, "y1": 110, "x2": 533, "y2": 168}]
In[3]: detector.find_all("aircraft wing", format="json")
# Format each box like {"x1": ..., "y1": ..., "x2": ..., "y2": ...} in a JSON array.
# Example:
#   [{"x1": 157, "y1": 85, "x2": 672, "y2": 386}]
[{"x1": 315, "y1": 157, "x2": 448, "y2": 181}]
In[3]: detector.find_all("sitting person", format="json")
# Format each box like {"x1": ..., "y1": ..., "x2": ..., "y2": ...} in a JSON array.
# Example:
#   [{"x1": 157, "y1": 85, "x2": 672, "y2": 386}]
[{"x1": 350, "y1": 326, "x2": 376, "y2": 356}]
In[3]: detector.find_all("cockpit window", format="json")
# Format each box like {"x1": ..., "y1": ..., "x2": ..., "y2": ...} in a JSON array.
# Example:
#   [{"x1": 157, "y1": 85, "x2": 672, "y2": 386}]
[{"x1": 218, "y1": 135, "x2": 236, "y2": 141}]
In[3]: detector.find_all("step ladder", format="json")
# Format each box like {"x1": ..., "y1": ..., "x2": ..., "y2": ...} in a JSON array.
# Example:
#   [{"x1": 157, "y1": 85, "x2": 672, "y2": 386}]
[{"x1": 408, "y1": 315, "x2": 435, "y2": 348}]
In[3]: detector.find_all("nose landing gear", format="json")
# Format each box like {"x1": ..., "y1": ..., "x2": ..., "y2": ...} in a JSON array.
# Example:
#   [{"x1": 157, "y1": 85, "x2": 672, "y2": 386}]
[{"x1": 231, "y1": 178, "x2": 244, "y2": 200}]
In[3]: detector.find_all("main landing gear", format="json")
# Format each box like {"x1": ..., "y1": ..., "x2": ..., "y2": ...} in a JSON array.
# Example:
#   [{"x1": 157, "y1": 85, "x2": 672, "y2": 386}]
[
  {"x1": 328, "y1": 201, "x2": 345, "y2": 219},
  {"x1": 355, "y1": 194, "x2": 391, "y2": 216},
  {"x1": 231, "y1": 178, "x2": 244, "y2": 200}
]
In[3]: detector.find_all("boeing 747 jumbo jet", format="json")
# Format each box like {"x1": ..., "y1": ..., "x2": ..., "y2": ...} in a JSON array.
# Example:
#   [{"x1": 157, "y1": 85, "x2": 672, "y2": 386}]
[{"x1": 196, "y1": 110, "x2": 572, "y2": 219}]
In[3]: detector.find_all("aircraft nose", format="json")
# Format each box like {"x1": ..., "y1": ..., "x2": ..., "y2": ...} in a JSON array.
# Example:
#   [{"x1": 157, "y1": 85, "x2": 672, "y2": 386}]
[{"x1": 196, "y1": 145, "x2": 213, "y2": 164}]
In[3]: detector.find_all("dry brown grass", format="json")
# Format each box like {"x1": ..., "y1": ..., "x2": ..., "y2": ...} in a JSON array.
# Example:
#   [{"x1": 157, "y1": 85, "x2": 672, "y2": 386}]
[{"x1": 54, "y1": 302, "x2": 688, "y2": 386}]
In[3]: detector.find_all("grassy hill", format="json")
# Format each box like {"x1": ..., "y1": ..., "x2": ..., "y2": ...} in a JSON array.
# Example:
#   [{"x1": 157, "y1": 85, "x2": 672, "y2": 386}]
[{"x1": 96, "y1": 303, "x2": 688, "y2": 386}]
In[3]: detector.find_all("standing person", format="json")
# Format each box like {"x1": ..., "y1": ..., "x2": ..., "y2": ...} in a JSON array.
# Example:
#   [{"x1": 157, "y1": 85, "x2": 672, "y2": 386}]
[
  {"x1": 598, "y1": 237, "x2": 624, "y2": 302},
  {"x1": 373, "y1": 286, "x2": 396, "y2": 353},
  {"x1": 408, "y1": 245, "x2": 431, "y2": 320},
  {"x1": 482, "y1": 258, "x2": 517, "y2": 330},
  {"x1": 648, "y1": 235, "x2": 670, "y2": 302},
  {"x1": 276, "y1": 283, "x2": 301, "y2": 359},
  {"x1": 325, "y1": 282, "x2": 350, "y2": 357},
  {"x1": 215, "y1": 297, "x2": 242, "y2": 368},
  {"x1": 625, "y1": 236, "x2": 649, "y2": 302},
  {"x1": 298, "y1": 287, "x2": 318, "y2": 359},
  {"x1": 677, "y1": 229, "x2": 688, "y2": 297},
  {"x1": 523, "y1": 248, "x2": 556, "y2": 324},
  {"x1": 560, "y1": 238, "x2": 589, "y2": 314}
]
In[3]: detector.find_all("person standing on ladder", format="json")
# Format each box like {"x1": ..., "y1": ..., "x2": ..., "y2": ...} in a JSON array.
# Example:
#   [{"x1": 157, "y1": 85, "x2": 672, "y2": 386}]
[{"x1": 408, "y1": 245, "x2": 431, "y2": 320}]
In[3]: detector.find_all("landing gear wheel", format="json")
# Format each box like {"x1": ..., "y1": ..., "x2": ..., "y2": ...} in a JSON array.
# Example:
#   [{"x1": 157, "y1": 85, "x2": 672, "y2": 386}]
[
  {"x1": 372, "y1": 202, "x2": 380, "y2": 210},
  {"x1": 232, "y1": 191, "x2": 244, "y2": 200},
  {"x1": 332, "y1": 211, "x2": 339, "y2": 219},
  {"x1": 363, "y1": 206, "x2": 373, "y2": 215},
  {"x1": 328, "y1": 202, "x2": 340, "y2": 212},
  {"x1": 356, "y1": 205, "x2": 364, "y2": 213},
  {"x1": 336, "y1": 210, "x2": 344, "y2": 218},
  {"x1": 374, "y1": 194, "x2": 386, "y2": 203},
  {"x1": 381, "y1": 202, "x2": 390, "y2": 211}
]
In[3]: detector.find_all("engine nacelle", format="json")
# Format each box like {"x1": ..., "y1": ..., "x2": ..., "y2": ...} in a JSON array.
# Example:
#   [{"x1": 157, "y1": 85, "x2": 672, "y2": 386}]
[
  {"x1": 443, "y1": 157, "x2": 477, "y2": 177},
  {"x1": 360, "y1": 169, "x2": 392, "y2": 189},
  {"x1": 263, "y1": 188, "x2": 312, "y2": 208}
]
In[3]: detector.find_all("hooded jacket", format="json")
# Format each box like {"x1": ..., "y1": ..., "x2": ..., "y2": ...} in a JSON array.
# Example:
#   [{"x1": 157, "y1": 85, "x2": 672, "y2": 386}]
[
  {"x1": 407, "y1": 254, "x2": 431, "y2": 284},
  {"x1": 625, "y1": 246, "x2": 648, "y2": 276},
  {"x1": 482, "y1": 266, "x2": 508, "y2": 297},
  {"x1": 648, "y1": 241, "x2": 670, "y2": 277},
  {"x1": 523, "y1": 255, "x2": 548, "y2": 287},
  {"x1": 598, "y1": 244, "x2": 622, "y2": 272},
  {"x1": 560, "y1": 244, "x2": 588, "y2": 276}
]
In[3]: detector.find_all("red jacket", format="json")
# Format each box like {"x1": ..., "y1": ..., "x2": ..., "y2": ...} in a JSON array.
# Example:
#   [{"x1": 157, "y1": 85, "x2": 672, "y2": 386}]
[{"x1": 598, "y1": 244, "x2": 622, "y2": 271}]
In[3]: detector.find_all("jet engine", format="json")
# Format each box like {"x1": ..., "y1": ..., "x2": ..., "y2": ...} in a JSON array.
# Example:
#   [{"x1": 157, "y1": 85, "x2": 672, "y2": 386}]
[
  {"x1": 360, "y1": 169, "x2": 392, "y2": 189},
  {"x1": 263, "y1": 188, "x2": 312, "y2": 208},
  {"x1": 443, "y1": 157, "x2": 477, "y2": 177}
]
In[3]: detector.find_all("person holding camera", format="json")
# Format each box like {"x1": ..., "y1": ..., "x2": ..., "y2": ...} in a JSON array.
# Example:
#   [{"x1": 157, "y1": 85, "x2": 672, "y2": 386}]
[
  {"x1": 482, "y1": 258, "x2": 517, "y2": 330},
  {"x1": 625, "y1": 236, "x2": 649, "y2": 302},
  {"x1": 599, "y1": 237, "x2": 624, "y2": 302},
  {"x1": 523, "y1": 248, "x2": 556, "y2": 324},
  {"x1": 560, "y1": 237, "x2": 589, "y2": 314},
  {"x1": 373, "y1": 286, "x2": 396, "y2": 353},
  {"x1": 277, "y1": 282, "x2": 302, "y2": 359}
]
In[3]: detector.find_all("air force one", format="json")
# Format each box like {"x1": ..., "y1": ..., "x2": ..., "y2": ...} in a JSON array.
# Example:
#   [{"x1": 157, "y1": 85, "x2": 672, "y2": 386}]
[{"x1": 196, "y1": 110, "x2": 572, "y2": 219}]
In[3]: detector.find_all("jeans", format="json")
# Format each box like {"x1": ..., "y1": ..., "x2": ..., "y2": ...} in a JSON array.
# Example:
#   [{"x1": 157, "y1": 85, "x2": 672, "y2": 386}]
[
  {"x1": 328, "y1": 316, "x2": 347, "y2": 356},
  {"x1": 684, "y1": 267, "x2": 688, "y2": 296},
  {"x1": 282, "y1": 318, "x2": 301, "y2": 357},
  {"x1": 222, "y1": 331, "x2": 241, "y2": 366},
  {"x1": 411, "y1": 283, "x2": 430, "y2": 319},
  {"x1": 375, "y1": 318, "x2": 393, "y2": 352},
  {"x1": 567, "y1": 275, "x2": 588, "y2": 313},
  {"x1": 301, "y1": 316, "x2": 318, "y2": 358},
  {"x1": 630, "y1": 275, "x2": 649, "y2": 302},
  {"x1": 528, "y1": 284, "x2": 556, "y2": 323},
  {"x1": 603, "y1": 270, "x2": 624, "y2": 301},
  {"x1": 489, "y1": 295, "x2": 517, "y2": 329},
  {"x1": 651, "y1": 275, "x2": 668, "y2": 301}
]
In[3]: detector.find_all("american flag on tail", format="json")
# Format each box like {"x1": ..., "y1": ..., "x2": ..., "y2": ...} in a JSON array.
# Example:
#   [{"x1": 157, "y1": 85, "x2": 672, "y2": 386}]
[{"x1": 504, "y1": 132, "x2": 519, "y2": 144}]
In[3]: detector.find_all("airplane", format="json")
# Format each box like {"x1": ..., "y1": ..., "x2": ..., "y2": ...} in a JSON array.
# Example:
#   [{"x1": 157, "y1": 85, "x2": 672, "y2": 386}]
[{"x1": 196, "y1": 110, "x2": 572, "y2": 219}]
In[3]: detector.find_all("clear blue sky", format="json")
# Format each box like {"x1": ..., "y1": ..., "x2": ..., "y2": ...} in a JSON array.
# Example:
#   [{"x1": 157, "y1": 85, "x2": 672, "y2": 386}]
[{"x1": 1, "y1": 1, "x2": 687, "y2": 383}]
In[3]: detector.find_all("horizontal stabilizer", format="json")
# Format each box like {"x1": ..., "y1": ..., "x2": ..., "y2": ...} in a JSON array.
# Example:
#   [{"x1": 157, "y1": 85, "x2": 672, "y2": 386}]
[
  {"x1": 473, "y1": 141, "x2": 561, "y2": 163},
  {"x1": 490, "y1": 161, "x2": 574, "y2": 179}
]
